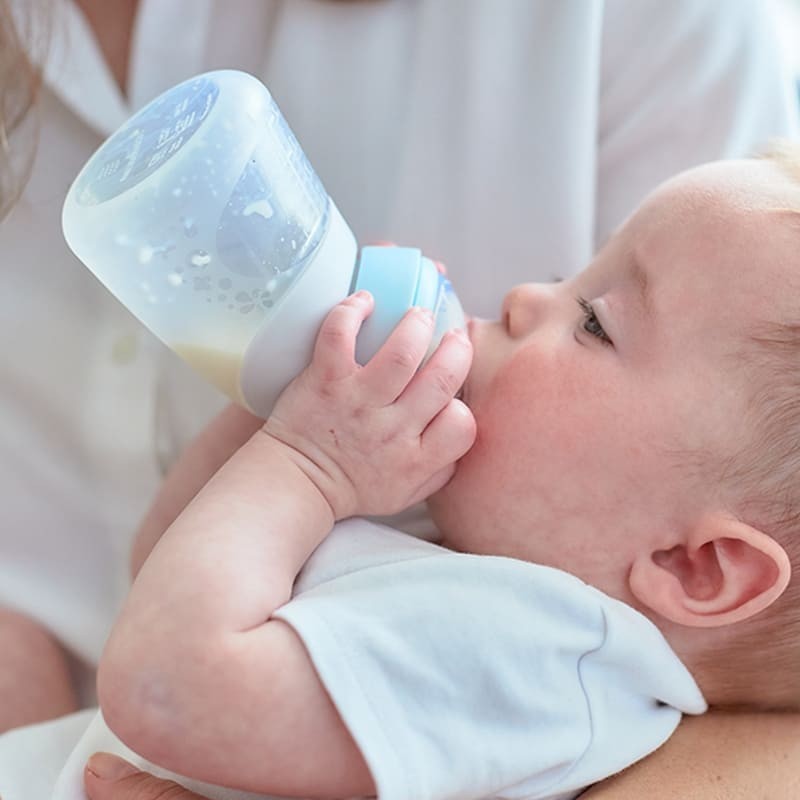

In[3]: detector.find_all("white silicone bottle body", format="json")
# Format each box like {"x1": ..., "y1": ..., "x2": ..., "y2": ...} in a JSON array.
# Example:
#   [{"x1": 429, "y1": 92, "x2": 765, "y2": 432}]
[{"x1": 62, "y1": 70, "x2": 355, "y2": 410}]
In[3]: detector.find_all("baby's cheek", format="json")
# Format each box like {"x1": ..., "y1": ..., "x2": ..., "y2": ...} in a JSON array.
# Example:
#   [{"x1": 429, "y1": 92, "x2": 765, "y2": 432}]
[{"x1": 480, "y1": 347, "x2": 637, "y2": 480}]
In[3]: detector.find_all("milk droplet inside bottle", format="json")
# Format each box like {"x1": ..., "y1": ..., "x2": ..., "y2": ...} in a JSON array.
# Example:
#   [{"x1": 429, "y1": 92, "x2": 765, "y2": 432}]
[
  {"x1": 188, "y1": 250, "x2": 211, "y2": 267},
  {"x1": 243, "y1": 199, "x2": 274, "y2": 219},
  {"x1": 182, "y1": 216, "x2": 198, "y2": 237}
]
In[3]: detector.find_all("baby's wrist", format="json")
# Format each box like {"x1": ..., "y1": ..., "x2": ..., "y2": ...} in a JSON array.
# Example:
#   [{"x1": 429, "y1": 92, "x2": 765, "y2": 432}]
[{"x1": 256, "y1": 422, "x2": 353, "y2": 522}]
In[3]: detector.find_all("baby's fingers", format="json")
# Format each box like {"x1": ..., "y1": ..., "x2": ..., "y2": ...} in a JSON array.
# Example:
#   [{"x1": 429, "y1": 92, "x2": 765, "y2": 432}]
[
  {"x1": 421, "y1": 398, "x2": 476, "y2": 468},
  {"x1": 359, "y1": 307, "x2": 434, "y2": 403},
  {"x1": 308, "y1": 291, "x2": 374, "y2": 382},
  {"x1": 399, "y1": 328, "x2": 472, "y2": 423}
]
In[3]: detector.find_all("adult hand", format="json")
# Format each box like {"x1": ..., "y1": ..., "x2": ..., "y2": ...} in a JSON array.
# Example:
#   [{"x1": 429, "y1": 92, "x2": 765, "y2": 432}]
[{"x1": 84, "y1": 753, "x2": 210, "y2": 800}]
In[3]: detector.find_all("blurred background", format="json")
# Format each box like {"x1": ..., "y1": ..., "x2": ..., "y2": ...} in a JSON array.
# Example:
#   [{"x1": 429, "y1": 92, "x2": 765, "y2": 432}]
[{"x1": 776, "y1": 0, "x2": 800, "y2": 90}]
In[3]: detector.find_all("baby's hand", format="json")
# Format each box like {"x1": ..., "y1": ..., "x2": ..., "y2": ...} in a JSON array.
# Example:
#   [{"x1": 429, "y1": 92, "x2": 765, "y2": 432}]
[{"x1": 264, "y1": 291, "x2": 476, "y2": 520}]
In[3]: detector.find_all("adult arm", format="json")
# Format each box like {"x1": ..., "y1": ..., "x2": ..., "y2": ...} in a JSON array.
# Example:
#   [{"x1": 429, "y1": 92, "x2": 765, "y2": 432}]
[
  {"x1": 582, "y1": 710, "x2": 800, "y2": 799},
  {"x1": 0, "y1": 607, "x2": 78, "y2": 732}
]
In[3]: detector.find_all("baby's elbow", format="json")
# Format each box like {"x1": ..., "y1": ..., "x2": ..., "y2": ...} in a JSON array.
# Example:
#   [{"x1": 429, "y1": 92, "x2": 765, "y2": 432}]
[{"x1": 97, "y1": 635, "x2": 189, "y2": 769}]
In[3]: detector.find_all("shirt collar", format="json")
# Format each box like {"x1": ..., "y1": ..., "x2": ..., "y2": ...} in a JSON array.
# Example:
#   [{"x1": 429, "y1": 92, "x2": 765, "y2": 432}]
[
  {"x1": 43, "y1": 1, "x2": 131, "y2": 136},
  {"x1": 43, "y1": 0, "x2": 213, "y2": 137}
]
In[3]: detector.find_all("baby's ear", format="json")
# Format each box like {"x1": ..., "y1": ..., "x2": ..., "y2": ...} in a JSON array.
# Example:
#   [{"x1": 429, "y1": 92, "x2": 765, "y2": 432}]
[{"x1": 628, "y1": 513, "x2": 791, "y2": 628}]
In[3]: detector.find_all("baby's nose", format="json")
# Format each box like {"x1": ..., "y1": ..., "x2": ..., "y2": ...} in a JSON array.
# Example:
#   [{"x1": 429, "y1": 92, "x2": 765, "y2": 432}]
[{"x1": 502, "y1": 283, "x2": 553, "y2": 338}]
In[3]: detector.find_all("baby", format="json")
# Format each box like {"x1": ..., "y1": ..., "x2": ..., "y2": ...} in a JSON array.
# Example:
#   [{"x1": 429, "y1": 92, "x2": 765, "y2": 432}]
[{"x1": 95, "y1": 148, "x2": 800, "y2": 800}]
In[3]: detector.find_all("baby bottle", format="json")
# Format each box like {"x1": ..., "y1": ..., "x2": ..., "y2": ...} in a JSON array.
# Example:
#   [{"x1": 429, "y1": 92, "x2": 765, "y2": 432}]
[{"x1": 62, "y1": 70, "x2": 465, "y2": 417}]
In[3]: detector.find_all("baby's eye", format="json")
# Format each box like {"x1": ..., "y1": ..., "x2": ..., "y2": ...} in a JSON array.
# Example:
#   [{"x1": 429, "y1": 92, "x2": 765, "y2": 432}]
[{"x1": 576, "y1": 297, "x2": 613, "y2": 346}]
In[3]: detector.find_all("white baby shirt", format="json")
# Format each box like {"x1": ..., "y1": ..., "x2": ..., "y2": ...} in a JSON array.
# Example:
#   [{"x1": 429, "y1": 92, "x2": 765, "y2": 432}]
[{"x1": 274, "y1": 520, "x2": 706, "y2": 800}]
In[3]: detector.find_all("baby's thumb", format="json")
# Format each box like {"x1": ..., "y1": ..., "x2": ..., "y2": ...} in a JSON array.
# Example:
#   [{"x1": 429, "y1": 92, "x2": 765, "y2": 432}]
[{"x1": 85, "y1": 753, "x2": 206, "y2": 800}]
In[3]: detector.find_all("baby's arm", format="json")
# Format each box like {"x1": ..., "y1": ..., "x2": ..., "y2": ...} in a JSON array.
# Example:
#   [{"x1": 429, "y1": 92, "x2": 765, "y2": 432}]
[
  {"x1": 130, "y1": 403, "x2": 262, "y2": 577},
  {"x1": 98, "y1": 292, "x2": 475, "y2": 797}
]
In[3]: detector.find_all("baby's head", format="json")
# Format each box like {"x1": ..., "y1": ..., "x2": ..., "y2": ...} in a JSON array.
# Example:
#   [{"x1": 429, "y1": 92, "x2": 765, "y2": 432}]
[{"x1": 429, "y1": 144, "x2": 800, "y2": 710}]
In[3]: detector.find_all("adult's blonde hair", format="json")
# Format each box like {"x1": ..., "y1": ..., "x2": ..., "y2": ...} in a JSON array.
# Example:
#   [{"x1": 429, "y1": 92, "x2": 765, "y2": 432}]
[{"x1": 0, "y1": 0, "x2": 47, "y2": 220}]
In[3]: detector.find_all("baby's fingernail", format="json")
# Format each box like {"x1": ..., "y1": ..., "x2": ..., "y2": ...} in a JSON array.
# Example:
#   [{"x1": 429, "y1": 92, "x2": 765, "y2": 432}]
[{"x1": 86, "y1": 753, "x2": 139, "y2": 781}]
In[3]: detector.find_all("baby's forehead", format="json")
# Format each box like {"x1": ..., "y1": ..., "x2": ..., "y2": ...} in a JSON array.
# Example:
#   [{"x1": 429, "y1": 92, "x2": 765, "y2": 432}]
[
  {"x1": 645, "y1": 159, "x2": 800, "y2": 223},
  {"x1": 628, "y1": 161, "x2": 800, "y2": 263},
  {"x1": 619, "y1": 161, "x2": 800, "y2": 318}
]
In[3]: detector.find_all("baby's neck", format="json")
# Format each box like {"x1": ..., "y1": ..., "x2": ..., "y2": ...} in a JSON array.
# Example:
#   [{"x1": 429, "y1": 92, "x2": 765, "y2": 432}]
[{"x1": 653, "y1": 615, "x2": 792, "y2": 711}]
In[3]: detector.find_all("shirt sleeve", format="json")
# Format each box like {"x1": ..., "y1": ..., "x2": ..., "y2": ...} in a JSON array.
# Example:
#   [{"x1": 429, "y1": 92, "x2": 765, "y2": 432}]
[
  {"x1": 595, "y1": 0, "x2": 799, "y2": 247},
  {"x1": 274, "y1": 523, "x2": 705, "y2": 800}
]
